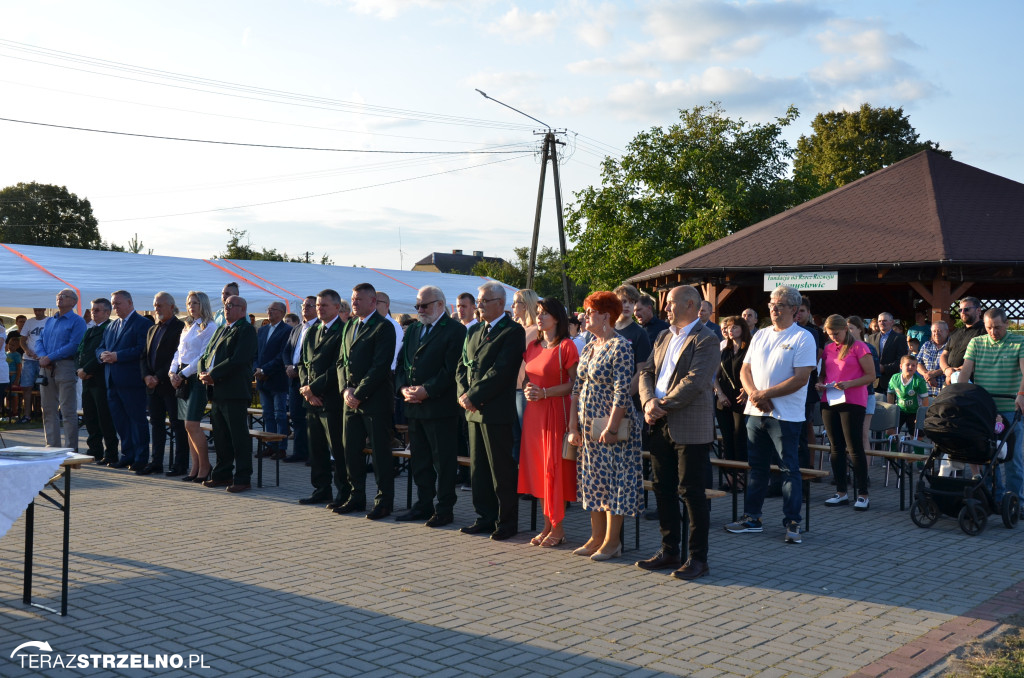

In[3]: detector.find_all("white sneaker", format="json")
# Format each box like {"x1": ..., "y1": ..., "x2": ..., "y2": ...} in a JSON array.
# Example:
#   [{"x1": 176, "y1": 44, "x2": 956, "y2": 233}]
[
  {"x1": 824, "y1": 494, "x2": 849, "y2": 506},
  {"x1": 853, "y1": 496, "x2": 870, "y2": 511}
]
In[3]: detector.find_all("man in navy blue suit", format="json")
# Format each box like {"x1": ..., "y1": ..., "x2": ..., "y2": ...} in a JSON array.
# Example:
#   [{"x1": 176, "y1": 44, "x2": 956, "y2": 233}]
[
  {"x1": 255, "y1": 301, "x2": 291, "y2": 459},
  {"x1": 98, "y1": 290, "x2": 151, "y2": 473},
  {"x1": 282, "y1": 296, "x2": 319, "y2": 463}
]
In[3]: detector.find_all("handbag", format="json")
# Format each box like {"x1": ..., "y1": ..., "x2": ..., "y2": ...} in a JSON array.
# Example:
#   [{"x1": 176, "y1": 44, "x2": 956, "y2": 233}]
[
  {"x1": 558, "y1": 342, "x2": 579, "y2": 461},
  {"x1": 174, "y1": 366, "x2": 190, "y2": 400},
  {"x1": 590, "y1": 416, "x2": 630, "y2": 443}
]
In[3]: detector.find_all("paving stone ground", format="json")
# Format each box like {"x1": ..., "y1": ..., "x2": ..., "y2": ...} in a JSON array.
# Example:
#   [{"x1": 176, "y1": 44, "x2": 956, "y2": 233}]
[{"x1": 2, "y1": 428, "x2": 1022, "y2": 677}]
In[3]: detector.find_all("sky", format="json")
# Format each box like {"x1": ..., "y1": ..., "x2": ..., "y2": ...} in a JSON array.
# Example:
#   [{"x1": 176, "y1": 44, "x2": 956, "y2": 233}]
[{"x1": 1, "y1": 0, "x2": 1021, "y2": 272}]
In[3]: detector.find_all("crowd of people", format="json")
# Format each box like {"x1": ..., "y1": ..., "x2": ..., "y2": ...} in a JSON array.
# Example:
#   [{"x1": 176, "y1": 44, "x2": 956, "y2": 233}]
[{"x1": 5, "y1": 281, "x2": 1023, "y2": 583}]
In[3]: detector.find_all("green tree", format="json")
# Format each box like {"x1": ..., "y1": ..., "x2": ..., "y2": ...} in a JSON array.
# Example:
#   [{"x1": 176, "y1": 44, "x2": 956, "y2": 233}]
[
  {"x1": 564, "y1": 102, "x2": 797, "y2": 290},
  {"x1": 0, "y1": 182, "x2": 102, "y2": 249},
  {"x1": 793, "y1": 103, "x2": 951, "y2": 197},
  {"x1": 217, "y1": 228, "x2": 334, "y2": 264},
  {"x1": 471, "y1": 246, "x2": 589, "y2": 309}
]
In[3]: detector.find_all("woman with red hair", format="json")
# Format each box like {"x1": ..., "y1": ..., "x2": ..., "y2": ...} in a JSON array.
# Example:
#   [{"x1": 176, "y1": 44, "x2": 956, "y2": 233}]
[{"x1": 567, "y1": 291, "x2": 643, "y2": 561}]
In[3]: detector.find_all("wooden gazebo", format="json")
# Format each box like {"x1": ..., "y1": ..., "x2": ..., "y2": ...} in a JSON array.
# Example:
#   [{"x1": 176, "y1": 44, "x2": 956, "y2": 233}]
[{"x1": 627, "y1": 150, "x2": 1024, "y2": 324}]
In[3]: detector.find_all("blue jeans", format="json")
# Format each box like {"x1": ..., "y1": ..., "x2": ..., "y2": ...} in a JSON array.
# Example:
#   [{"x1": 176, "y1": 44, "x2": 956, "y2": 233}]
[
  {"x1": 996, "y1": 410, "x2": 1023, "y2": 501},
  {"x1": 258, "y1": 387, "x2": 289, "y2": 452},
  {"x1": 745, "y1": 415, "x2": 803, "y2": 524}
]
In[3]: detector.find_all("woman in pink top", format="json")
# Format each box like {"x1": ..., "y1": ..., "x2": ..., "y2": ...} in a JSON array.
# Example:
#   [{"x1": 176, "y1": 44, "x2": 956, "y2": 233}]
[{"x1": 816, "y1": 314, "x2": 877, "y2": 511}]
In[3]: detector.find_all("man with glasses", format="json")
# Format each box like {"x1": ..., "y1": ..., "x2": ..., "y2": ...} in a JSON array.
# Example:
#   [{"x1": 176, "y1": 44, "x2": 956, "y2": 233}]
[
  {"x1": 395, "y1": 286, "x2": 467, "y2": 526},
  {"x1": 724, "y1": 285, "x2": 816, "y2": 544},
  {"x1": 867, "y1": 311, "x2": 908, "y2": 394},
  {"x1": 456, "y1": 281, "x2": 526, "y2": 541},
  {"x1": 941, "y1": 297, "x2": 986, "y2": 384},
  {"x1": 284, "y1": 296, "x2": 319, "y2": 464},
  {"x1": 37, "y1": 289, "x2": 87, "y2": 451},
  {"x1": 198, "y1": 296, "x2": 258, "y2": 493}
]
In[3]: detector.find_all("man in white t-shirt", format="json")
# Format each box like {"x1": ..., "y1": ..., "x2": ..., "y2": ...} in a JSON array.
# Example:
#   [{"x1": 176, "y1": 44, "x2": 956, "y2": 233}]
[
  {"x1": 18, "y1": 308, "x2": 49, "y2": 423},
  {"x1": 725, "y1": 285, "x2": 816, "y2": 544}
]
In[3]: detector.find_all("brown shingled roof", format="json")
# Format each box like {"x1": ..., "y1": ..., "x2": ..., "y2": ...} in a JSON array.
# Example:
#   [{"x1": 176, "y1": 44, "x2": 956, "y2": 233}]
[{"x1": 628, "y1": 150, "x2": 1024, "y2": 283}]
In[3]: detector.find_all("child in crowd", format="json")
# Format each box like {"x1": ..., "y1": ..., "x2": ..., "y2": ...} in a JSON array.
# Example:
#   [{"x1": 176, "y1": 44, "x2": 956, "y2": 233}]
[
  {"x1": 906, "y1": 337, "x2": 920, "y2": 358},
  {"x1": 888, "y1": 355, "x2": 930, "y2": 435}
]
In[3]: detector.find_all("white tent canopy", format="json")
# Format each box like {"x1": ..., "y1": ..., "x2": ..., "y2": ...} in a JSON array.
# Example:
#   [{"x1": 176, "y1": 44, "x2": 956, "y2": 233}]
[{"x1": 0, "y1": 243, "x2": 517, "y2": 317}]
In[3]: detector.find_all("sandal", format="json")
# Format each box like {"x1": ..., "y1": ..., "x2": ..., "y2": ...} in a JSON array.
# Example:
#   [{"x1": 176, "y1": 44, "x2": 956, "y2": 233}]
[
  {"x1": 540, "y1": 534, "x2": 566, "y2": 548},
  {"x1": 530, "y1": 531, "x2": 550, "y2": 546}
]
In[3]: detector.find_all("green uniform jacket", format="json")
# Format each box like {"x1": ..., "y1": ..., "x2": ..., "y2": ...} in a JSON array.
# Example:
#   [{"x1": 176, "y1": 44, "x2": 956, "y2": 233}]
[
  {"x1": 456, "y1": 314, "x2": 525, "y2": 425},
  {"x1": 395, "y1": 315, "x2": 466, "y2": 420},
  {"x1": 199, "y1": 320, "x2": 258, "y2": 401},
  {"x1": 299, "y1": 317, "x2": 343, "y2": 409},
  {"x1": 337, "y1": 311, "x2": 396, "y2": 416},
  {"x1": 76, "y1": 320, "x2": 110, "y2": 390}
]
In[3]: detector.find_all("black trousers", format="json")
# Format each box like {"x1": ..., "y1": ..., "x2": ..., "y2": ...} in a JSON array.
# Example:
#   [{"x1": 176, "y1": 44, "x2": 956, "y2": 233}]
[
  {"x1": 210, "y1": 398, "x2": 251, "y2": 484},
  {"x1": 343, "y1": 406, "x2": 394, "y2": 508},
  {"x1": 149, "y1": 388, "x2": 188, "y2": 469},
  {"x1": 307, "y1": 404, "x2": 345, "y2": 500},
  {"x1": 715, "y1": 408, "x2": 747, "y2": 462},
  {"x1": 821, "y1": 402, "x2": 868, "y2": 495},
  {"x1": 648, "y1": 419, "x2": 710, "y2": 562},
  {"x1": 467, "y1": 420, "x2": 518, "y2": 532},
  {"x1": 407, "y1": 415, "x2": 459, "y2": 516},
  {"x1": 82, "y1": 385, "x2": 118, "y2": 460}
]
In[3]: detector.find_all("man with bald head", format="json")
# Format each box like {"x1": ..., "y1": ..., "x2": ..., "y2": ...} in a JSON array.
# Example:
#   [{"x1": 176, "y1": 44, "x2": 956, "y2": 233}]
[
  {"x1": 742, "y1": 308, "x2": 758, "y2": 335},
  {"x1": 37, "y1": 288, "x2": 87, "y2": 450},
  {"x1": 140, "y1": 292, "x2": 186, "y2": 475},
  {"x1": 199, "y1": 295, "x2": 258, "y2": 493}
]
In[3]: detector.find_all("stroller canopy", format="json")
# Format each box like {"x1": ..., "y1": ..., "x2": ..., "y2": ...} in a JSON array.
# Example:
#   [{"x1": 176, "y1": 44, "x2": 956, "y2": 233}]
[{"x1": 924, "y1": 382, "x2": 997, "y2": 446}]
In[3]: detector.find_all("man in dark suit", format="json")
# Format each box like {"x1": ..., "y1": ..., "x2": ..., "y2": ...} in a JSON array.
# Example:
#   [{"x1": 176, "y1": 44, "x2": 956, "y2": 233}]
[
  {"x1": 98, "y1": 290, "x2": 151, "y2": 472},
  {"x1": 637, "y1": 285, "x2": 720, "y2": 580},
  {"x1": 456, "y1": 281, "x2": 526, "y2": 541},
  {"x1": 338, "y1": 283, "x2": 397, "y2": 519},
  {"x1": 297, "y1": 290, "x2": 348, "y2": 505},
  {"x1": 255, "y1": 301, "x2": 291, "y2": 460},
  {"x1": 868, "y1": 311, "x2": 908, "y2": 394},
  {"x1": 199, "y1": 295, "x2": 258, "y2": 493},
  {"x1": 395, "y1": 285, "x2": 467, "y2": 526},
  {"x1": 76, "y1": 298, "x2": 118, "y2": 464},
  {"x1": 283, "y1": 296, "x2": 318, "y2": 464},
  {"x1": 141, "y1": 292, "x2": 187, "y2": 476}
]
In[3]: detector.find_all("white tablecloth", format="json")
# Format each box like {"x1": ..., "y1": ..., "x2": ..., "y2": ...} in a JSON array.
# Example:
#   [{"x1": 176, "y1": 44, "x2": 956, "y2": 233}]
[{"x1": 0, "y1": 456, "x2": 66, "y2": 539}]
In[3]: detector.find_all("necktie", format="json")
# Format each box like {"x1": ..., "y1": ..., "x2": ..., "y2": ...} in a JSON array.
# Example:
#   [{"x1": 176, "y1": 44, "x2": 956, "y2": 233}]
[
  {"x1": 421, "y1": 323, "x2": 431, "y2": 340},
  {"x1": 113, "y1": 317, "x2": 125, "y2": 343}
]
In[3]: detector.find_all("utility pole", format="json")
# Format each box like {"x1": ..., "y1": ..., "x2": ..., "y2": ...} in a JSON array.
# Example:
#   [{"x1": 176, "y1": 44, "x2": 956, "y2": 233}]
[{"x1": 476, "y1": 90, "x2": 571, "y2": 305}]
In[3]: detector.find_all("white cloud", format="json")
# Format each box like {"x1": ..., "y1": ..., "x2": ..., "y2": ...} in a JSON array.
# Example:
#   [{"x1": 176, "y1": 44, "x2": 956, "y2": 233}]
[
  {"x1": 566, "y1": 57, "x2": 659, "y2": 78},
  {"x1": 606, "y1": 67, "x2": 808, "y2": 120},
  {"x1": 574, "y1": 2, "x2": 618, "y2": 48},
  {"x1": 486, "y1": 6, "x2": 559, "y2": 42},
  {"x1": 337, "y1": 0, "x2": 456, "y2": 20}
]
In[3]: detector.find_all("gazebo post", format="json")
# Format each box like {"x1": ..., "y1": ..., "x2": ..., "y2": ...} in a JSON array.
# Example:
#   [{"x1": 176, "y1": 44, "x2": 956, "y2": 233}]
[
  {"x1": 909, "y1": 278, "x2": 973, "y2": 325},
  {"x1": 700, "y1": 282, "x2": 737, "y2": 323}
]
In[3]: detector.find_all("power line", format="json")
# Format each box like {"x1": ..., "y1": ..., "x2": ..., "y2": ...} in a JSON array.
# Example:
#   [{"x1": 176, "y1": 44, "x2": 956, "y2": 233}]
[
  {"x1": 0, "y1": 116, "x2": 535, "y2": 155},
  {"x1": 101, "y1": 153, "x2": 534, "y2": 222},
  {"x1": 0, "y1": 39, "x2": 536, "y2": 131}
]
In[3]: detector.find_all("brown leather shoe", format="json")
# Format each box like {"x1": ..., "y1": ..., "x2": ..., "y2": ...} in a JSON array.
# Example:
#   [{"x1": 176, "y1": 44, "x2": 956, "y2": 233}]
[
  {"x1": 635, "y1": 549, "x2": 682, "y2": 571},
  {"x1": 226, "y1": 484, "x2": 252, "y2": 493},
  {"x1": 671, "y1": 559, "x2": 710, "y2": 581},
  {"x1": 202, "y1": 478, "x2": 232, "y2": 488}
]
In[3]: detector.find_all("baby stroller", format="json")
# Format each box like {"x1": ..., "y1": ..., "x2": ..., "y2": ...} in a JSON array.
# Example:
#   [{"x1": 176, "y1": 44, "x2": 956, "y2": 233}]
[{"x1": 909, "y1": 382, "x2": 1020, "y2": 535}]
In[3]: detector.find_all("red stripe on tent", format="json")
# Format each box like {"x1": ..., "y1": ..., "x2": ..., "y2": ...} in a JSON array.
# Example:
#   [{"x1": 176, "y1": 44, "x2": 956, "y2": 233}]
[
  {"x1": 223, "y1": 260, "x2": 301, "y2": 299},
  {"x1": 203, "y1": 259, "x2": 291, "y2": 313},
  {"x1": 1, "y1": 244, "x2": 82, "y2": 313},
  {"x1": 367, "y1": 268, "x2": 418, "y2": 291}
]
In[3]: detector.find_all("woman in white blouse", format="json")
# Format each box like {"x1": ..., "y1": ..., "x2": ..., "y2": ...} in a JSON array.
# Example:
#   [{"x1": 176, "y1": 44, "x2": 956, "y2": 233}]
[{"x1": 169, "y1": 291, "x2": 217, "y2": 482}]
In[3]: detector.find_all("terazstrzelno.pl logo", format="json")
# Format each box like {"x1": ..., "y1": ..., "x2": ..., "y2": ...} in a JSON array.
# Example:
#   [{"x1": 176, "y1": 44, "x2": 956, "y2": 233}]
[{"x1": 10, "y1": 641, "x2": 211, "y2": 670}]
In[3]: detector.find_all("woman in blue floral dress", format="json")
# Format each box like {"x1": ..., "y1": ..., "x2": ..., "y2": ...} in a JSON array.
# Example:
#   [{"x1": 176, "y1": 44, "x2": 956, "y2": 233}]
[{"x1": 567, "y1": 291, "x2": 643, "y2": 560}]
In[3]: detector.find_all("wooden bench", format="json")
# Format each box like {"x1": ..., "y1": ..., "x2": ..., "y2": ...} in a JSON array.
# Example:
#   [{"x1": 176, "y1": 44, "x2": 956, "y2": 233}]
[
  {"x1": 199, "y1": 422, "x2": 286, "y2": 488},
  {"x1": 710, "y1": 458, "x2": 830, "y2": 531}
]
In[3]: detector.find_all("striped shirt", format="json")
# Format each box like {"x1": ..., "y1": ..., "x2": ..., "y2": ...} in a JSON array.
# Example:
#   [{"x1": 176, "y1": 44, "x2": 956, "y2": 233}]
[{"x1": 964, "y1": 333, "x2": 1024, "y2": 411}]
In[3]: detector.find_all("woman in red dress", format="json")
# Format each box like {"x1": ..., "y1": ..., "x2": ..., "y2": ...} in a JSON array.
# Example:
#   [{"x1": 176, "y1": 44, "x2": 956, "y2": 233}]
[{"x1": 518, "y1": 298, "x2": 579, "y2": 547}]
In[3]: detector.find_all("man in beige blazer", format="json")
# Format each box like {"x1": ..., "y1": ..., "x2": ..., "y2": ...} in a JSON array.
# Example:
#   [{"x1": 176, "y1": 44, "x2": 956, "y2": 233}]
[{"x1": 636, "y1": 285, "x2": 721, "y2": 580}]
